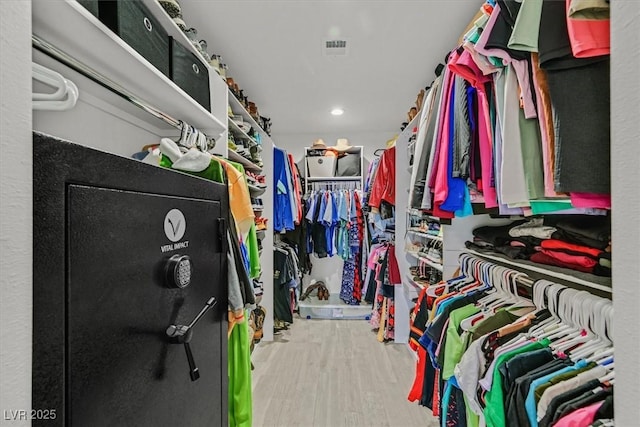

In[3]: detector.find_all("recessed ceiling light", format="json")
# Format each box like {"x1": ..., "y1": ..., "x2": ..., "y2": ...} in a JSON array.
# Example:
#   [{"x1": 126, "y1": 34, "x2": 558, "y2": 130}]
[{"x1": 331, "y1": 108, "x2": 344, "y2": 116}]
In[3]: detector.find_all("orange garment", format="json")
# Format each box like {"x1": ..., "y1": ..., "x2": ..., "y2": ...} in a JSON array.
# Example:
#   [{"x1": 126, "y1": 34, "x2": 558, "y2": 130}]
[
  {"x1": 218, "y1": 158, "x2": 254, "y2": 236},
  {"x1": 531, "y1": 53, "x2": 563, "y2": 198}
]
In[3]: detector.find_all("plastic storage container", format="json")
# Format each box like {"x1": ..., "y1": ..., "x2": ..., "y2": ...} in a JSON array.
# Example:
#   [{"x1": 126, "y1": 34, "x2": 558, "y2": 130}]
[{"x1": 307, "y1": 156, "x2": 336, "y2": 177}]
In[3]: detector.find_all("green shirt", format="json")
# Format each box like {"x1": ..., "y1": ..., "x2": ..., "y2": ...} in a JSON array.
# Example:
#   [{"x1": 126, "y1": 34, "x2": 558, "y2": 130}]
[
  {"x1": 483, "y1": 338, "x2": 551, "y2": 427},
  {"x1": 508, "y1": 0, "x2": 544, "y2": 52},
  {"x1": 442, "y1": 304, "x2": 481, "y2": 380}
]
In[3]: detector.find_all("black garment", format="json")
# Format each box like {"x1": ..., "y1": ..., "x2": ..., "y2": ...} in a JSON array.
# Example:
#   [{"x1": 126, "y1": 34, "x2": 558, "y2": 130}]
[
  {"x1": 496, "y1": 0, "x2": 521, "y2": 26},
  {"x1": 554, "y1": 215, "x2": 611, "y2": 248},
  {"x1": 380, "y1": 200, "x2": 395, "y2": 219},
  {"x1": 284, "y1": 224, "x2": 311, "y2": 275},
  {"x1": 486, "y1": 4, "x2": 528, "y2": 60},
  {"x1": 410, "y1": 292, "x2": 431, "y2": 347},
  {"x1": 273, "y1": 250, "x2": 294, "y2": 323},
  {"x1": 538, "y1": 0, "x2": 606, "y2": 71},
  {"x1": 472, "y1": 221, "x2": 527, "y2": 247},
  {"x1": 364, "y1": 265, "x2": 378, "y2": 304},
  {"x1": 594, "y1": 394, "x2": 614, "y2": 420},
  {"x1": 546, "y1": 59, "x2": 611, "y2": 194},
  {"x1": 310, "y1": 193, "x2": 328, "y2": 257},
  {"x1": 465, "y1": 241, "x2": 531, "y2": 260},
  {"x1": 446, "y1": 384, "x2": 467, "y2": 427},
  {"x1": 378, "y1": 249, "x2": 394, "y2": 298},
  {"x1": 420, "y1": 355, "x2": 436, "y2": 409},
  {"x1": 539, "y1": 379, "x2": 601, "y2": 427},
  {"x1": 499, "y1": 348, "x2": 554, "y2": 399},
  {"x1": 505, "y1": 358, "x2": 574, "y2": 427},
  {"x1": 554, "y1": 387, "x2": 613, "y2": 425}
]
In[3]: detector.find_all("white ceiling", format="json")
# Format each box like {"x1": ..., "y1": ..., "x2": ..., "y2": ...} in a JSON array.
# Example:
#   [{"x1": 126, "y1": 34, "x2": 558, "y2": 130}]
[{"x1": 181, "y1": 1, "x2": 480, "y2": 136}]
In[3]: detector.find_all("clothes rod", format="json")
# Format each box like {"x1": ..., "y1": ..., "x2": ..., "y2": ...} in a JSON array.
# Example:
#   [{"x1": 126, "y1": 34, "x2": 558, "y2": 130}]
[{"x1": 32, "y1": 34, "x2": 212, "y2": 144}]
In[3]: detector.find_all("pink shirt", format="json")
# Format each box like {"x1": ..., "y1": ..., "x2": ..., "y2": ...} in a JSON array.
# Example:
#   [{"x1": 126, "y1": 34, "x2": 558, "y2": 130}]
[
  {"x1": 570, "y1": 193, "x2": 611, "y2": 209},
  {"x1": 449, "y1": 49, "x2": 498, "y2": 208},
  {"x1": 566, "y1": 0, "x2": 610, "y2": 58},
  {"x1": 553, "y1": 401, "x2": 603, "y2": 427}
]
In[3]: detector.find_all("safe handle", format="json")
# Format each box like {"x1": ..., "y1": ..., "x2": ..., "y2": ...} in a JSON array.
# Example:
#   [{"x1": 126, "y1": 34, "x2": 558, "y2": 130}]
[{"x1": 166, "y1": 296, "x2": 217, "y2": 381}]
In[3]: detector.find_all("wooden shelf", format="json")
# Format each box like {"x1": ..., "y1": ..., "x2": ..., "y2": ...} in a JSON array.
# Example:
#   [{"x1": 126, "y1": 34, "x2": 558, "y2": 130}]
[
  {"x1": 227, "y1": 150, "x2": 263, "y2": 173},
  {"x1": 32, "y1": 0, "x2": 226, "y2": 137},
  {"x1": 406, "y1": 251, "x2": 444, "y2": 272},
  {"x1": 407, "y1": 229, "x2": 442, "y2": 242}
]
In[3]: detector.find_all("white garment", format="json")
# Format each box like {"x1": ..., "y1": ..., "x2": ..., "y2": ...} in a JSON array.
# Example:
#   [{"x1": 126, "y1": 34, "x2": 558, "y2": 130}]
[
  {"x1": 422, "y1": 69, "x2": 451, "y2": 209},
  {"x1": 454, "y1": 333, "x2": 489, "y2": 416},
  {"x1": 509, "y1": 218, "x2": 558, "y2": 240},
  {"x1": 408, "y1": 83, "x2": 436, "y2": 207},
  {"x1": 500, "y1": 65, "x2": 530, "y2": 207}
]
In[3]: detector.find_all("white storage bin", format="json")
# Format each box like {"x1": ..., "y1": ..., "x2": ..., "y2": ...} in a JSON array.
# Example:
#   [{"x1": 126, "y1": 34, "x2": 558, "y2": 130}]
[{"x1": 307, "y1": 156, "x2": 336, "y2": 177}]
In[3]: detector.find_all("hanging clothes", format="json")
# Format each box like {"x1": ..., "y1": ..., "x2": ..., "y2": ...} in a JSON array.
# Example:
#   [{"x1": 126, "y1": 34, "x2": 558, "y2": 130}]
[
  {"x1": 407, "y1": 256, "x2": 615, "y2": 427},
  {"x1": 412, "y1": 0, "x2": 611, "y2": 221}
]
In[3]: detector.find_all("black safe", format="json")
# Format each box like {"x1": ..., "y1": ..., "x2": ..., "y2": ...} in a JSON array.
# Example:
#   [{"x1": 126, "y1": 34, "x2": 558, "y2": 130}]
[{"x1": 33, "y1": 132, "x2": 228, "y2": 426}]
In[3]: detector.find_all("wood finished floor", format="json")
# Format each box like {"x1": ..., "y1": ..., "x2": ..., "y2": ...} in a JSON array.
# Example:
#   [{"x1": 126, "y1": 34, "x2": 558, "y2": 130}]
[{"x1": 251, "y1": 319, "x2": 439, "y2": 427}]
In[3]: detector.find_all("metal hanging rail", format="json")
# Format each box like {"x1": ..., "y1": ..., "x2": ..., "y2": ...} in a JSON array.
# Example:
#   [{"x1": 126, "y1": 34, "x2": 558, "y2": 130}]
[{"x1": 32, "y1": 34, "x2": 216, "y2": 148}]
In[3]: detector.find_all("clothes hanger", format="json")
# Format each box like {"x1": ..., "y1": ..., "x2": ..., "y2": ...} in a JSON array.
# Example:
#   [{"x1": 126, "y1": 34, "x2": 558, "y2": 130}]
[
  {"x1": 528, "y1": 283, "x2": 568, "y2": 339},
  {"x1": 32, "y1": 63, "x2": 79, "y2": 111},
  {"x1": 552, "y1": 295, "x2": 600, "y2": 354},
  {"x1": 571, "y1": 302, "x2": 613, "y2": 361},
  {"x1": 543, "y1": 289, "x2": 591, "y2": 345}
]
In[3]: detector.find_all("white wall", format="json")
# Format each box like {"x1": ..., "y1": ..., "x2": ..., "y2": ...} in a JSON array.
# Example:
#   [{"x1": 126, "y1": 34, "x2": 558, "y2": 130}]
[
  {"x1": 0, "y1": 2, "x2": 33, "y2": 425},
  {"x1": 272, "y1": 131, "x2": 398, "y2": 162},
  {"x1": 611, "y1": 1, "x2": 640, "y2": 424}
]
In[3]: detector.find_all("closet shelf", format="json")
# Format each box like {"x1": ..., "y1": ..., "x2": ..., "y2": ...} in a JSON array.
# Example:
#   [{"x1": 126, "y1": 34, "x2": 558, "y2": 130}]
[
  {"x1": 406, "y1": 209, "x2": 440, "y2": 221},
  {"x1": 406, "y1": 251, "x2": 444, "y2": 272},
  {"x1": 306, "y1": 176, "x2": 362, "y2": 182},
  {"x1": 248, "y1": 184, "x2": 267, "y2": 196},
  {"x1": 464, "y1": 249, "x2": 612, "y2": 298},
  {"x1": 32, "y1": 0, "x2": 226, "y2": 137},
  {"x1": 401, "y1": 110, "x2": 421, "y2": 136},
  {"x1": 228, "y1": 118, "x2": 259, "y2": 143},
  {"x1": 405, "y1": 274, "x2": 426, "y2": 290},
  {"x1": 227, "y1": 150, "x2": 263, "y2": 173},
  {"x1": 228, "y1": 90, "x2": 274, "y2": 143},
  {"x1": 407, "y1": 229, "x2": 442, "y2": 242}
]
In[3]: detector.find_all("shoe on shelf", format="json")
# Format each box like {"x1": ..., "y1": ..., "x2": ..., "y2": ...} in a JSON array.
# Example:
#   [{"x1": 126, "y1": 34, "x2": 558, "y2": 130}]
[
  {"x1": 416, "y1": 89, "x2": 425, "y2": 111},
  {"x1": 159, "y1": 0, "x2": 181, "y2": 18},
  {"x1": 227, "y1": 104, "x2": 234, "y2": 117},
  {"x1": 255, "y1": 217, "x2": 268, "y2": 231},
  {"x1": 250, "y1": 198, "x2": 261, "y2": 209},
  {"x1": 172, "y1": 16, "x2": 186, "y2": 30}
]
